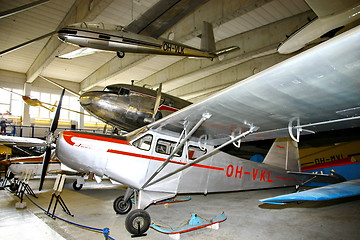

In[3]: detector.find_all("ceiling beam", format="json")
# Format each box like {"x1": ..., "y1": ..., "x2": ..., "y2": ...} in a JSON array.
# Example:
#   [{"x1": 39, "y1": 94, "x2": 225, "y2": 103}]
[
  {"x1": 26, "y1": 0, "x2": 114, "y2": 83},
  {"x1": 79, "y1": 0, "x2": 274, "y2": 91},
  {"x1": 0, "y1": 0, "x2": 49, "y2": 19},
  {"x1": 137, "y1": 11, "x2": 315, "y2": 93}
]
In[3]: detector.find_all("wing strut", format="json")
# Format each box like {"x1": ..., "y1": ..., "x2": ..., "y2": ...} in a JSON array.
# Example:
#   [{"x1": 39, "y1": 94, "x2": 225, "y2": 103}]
[
  {"x1": 141, "y1": 112, "x2": 212, "y2": 189},
  {"x1": 142, "y1": 124, "x2": 259, "y2": 189},
  {"x1": 288, "y1": 116, "x2": 360, "y2": 142}
]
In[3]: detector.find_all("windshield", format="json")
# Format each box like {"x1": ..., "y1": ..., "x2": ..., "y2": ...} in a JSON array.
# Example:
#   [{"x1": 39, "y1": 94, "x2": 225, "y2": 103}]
[{"x1": 68, "y1": 22, "x2": 124, "y2": 31}]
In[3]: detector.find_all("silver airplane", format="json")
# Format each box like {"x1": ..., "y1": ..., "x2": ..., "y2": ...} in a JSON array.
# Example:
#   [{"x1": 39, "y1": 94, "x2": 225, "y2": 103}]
[
  {"x1": 43, "y1": 26, "x2": 360, "y2": 236},
  {"x1": 57, "y1": 21, "x2": 239, "y2": 59},
  {"x1": 41, "y1": 76, "x2": 191, "y2": 132}
]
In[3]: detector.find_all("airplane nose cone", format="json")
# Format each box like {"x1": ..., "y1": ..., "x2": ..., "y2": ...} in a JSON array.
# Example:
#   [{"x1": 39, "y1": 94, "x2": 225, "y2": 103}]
[
  {"x1": 79, "y1": 92, "x2": 100, "y2": 106},
  {"x1": 57, "y1": 28, "x2": 77, "y2": 42}
]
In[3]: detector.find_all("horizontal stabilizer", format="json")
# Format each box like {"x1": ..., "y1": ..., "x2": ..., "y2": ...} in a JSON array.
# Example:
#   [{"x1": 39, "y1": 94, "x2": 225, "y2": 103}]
[
  {"x1": 57, "y1": 47, "x2": 104, "y2": 59},
  {"x1": 287, "y1": 171, "x2": 345, "y2": 184},
  {"x1": 212, "y1": 46, "x2": 240, "y2": 56},
  {"x1": 260, "y1": 179, "x2": 360, "y2": 205}
]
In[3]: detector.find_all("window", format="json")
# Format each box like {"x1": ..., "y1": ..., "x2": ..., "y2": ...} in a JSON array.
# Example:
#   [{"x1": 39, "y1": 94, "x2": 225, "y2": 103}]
[
  {"x1": 119, "y1": 88, "x2": 130, "y2": 96},
  {"x1": 0, "y1": 88, "x2": 23, "y2": 116},
  {"x1": 188, "y1": 146, "x2": 207, "y2": 160},
  {"x1": 155, "y1": 139, "x2": 183, "y2": 157},
  {"x1": 133, "y1": 134, "x2": 153, "y2": 151}
]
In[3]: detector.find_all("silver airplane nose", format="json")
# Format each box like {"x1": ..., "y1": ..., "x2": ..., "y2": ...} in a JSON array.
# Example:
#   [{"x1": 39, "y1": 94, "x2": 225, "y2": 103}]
[
  {"x1": 79, "y1": 94, "x2": 92, "y2": 106},
  {"x1": 57, "y1": 28, "x2": 77, "y2": 42}
]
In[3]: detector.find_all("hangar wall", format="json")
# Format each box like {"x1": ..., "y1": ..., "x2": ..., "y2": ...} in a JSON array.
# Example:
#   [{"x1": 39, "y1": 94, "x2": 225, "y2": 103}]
[{"x1": 0, "y1": 70, "x2": 95, "y2": 138}]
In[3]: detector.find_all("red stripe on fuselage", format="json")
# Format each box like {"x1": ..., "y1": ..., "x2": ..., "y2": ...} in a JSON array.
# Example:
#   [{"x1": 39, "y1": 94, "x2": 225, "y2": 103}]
[
  {"x1": 62, "y1": 131, "x2": 130, "y2": 146},
  {"x1": 63, "y1": 131, "x2": 224, "y2": 171},
  {"x1": 107, "y1": 149, "x2": 224, "y2": 171},
  {"x1": 158, "y1": 105, "x2": 178, "y2": 112},
  {"x1": 275, "y1": 176, "x2": 300, "y2": 181}
]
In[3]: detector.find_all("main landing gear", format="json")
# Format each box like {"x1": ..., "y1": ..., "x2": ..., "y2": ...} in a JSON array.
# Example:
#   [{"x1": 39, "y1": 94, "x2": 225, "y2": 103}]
[
  {"x1": 117, "y1": 51, "x2": 125, "y2": 58},
  {"x1": 113, "y1": 193, "x2": 151, "y2": 236},
  {"x1": 125, "y1": 209, "x2": 151, "y2": 236}
]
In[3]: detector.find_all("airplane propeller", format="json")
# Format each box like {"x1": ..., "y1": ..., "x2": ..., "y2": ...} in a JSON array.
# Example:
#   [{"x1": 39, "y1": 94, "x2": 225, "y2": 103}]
[
  {"x1": 153, "y1": 83, "x2": 163, "y2": 120},
  {"x1": 39, "y1": 88, "x2": 65, "y2": 191}
]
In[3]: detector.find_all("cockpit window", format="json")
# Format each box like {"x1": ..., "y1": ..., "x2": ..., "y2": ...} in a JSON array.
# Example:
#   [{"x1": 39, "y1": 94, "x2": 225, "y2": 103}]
[
  {"x1": 119, "y1": 88, "x2": 130, "y2": 96},
  {"x1": 133, "y1": 134, "x2": 153, "y2": 151},
  {"x1": 68, "y1": 22, "x2": 124, "y2": 31},
  {"x1": 188, "y1": 146, "x2": 207, "y2": 160},
  {"x1": 155, "y1": 139, "x2": 183, "y2": 157},
  {"x1": 103, "y1": 86, "x2": 118, "y2": 93}
]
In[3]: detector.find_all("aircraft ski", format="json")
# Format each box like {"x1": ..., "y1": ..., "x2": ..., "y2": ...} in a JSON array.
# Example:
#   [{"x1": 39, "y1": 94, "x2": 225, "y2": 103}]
[{"x1": 150, "y1": 212, "x2": 227, "y2": 235}]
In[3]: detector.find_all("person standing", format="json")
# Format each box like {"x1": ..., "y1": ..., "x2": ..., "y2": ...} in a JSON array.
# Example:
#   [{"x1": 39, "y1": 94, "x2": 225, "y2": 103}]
[{"x1": 0, "y1": 118, "x2": 7, "y2": 135}]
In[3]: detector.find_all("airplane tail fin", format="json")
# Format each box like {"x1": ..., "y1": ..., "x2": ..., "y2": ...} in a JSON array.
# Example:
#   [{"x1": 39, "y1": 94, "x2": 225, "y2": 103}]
[
  {"x1": 201, "y1": 21, "x2": 216, "y2": 52},
  {"x1": 263, "y1": 137, "x2": 300, "y2": 172},
  {"x1": 201, "y1": 21, "x2": 240, "y2": 58}
]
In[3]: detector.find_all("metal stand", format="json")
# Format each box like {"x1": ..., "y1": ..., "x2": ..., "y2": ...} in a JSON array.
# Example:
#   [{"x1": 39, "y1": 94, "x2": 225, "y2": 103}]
[
  {"x1": 46, "y1": 174, "x2": 73, "y2": 218},
  {"x1": 16, "y1": 169, "x2": 37, "y2": 200}
]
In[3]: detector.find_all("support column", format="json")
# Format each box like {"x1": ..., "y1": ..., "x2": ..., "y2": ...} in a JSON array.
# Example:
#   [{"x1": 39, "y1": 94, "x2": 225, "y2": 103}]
[{"x1": 22, "y1": 82, "x2": 32, "y2": 137}]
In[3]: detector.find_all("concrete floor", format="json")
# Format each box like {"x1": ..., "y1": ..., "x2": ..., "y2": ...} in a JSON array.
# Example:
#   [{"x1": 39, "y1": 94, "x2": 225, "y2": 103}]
[{"x1": 1, "y1": 178, "x2": 360, "y2": 240}]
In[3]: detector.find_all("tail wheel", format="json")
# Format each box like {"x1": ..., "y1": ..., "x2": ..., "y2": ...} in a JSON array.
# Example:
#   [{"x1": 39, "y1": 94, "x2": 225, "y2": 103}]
[
  {"x1": 113, "y1": 196, "x2": 132, "y2": 214},
  {"x1": 125, "y1": 209, "x2": 151, "y2": 235},
  {"x1": 72, "y1": 180, "x2": 83, "y2": 191}
]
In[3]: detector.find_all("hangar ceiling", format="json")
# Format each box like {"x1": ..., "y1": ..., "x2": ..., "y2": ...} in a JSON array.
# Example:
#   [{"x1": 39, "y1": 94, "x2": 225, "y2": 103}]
[{"x1": 0, "y1": 0, "x2": 318, "y2": 102}]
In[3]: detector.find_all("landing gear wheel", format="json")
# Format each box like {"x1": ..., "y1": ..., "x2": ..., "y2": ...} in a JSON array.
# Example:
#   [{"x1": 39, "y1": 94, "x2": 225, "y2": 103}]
[
  {"x1": 117, "y1": 51, "x2": 125, "y2": 58},
  {"x1": 125, "y1": 209, "x2": 151, "y2": 235},
  {"x1": 72, "y1": 180, "x2": 83, "y2": 191},
  {"x1": 113, "y1": 196, "x2": 132, "y2": 214},
  {"x1": 9, "y1": 183, "x2": 19, "y2": 192}
]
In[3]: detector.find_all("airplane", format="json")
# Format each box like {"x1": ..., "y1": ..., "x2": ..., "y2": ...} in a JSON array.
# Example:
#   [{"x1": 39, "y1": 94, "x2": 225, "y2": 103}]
[
  {"x1": 0, "y1": 153, "x2": 96, "y2": 191},
  {"x1": 56, "y1": 21, "x2": 239, "y2": 59},
  {"x1": 0, "y1": 86, "x2": 90, "y2": 116},
  {"x1": 41, "y1": 76, "x2": 192, "y2": 132},
  {"x1": 40, "y1": 26, "x2": 360, "y2": 236},
  {"x1": 278, "y1": 0, "x2": 360, "y2": 54}
]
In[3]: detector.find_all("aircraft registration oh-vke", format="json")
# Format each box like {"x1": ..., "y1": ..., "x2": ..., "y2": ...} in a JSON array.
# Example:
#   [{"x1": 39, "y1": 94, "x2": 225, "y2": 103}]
[
  {"x1": 56, "y1": 21, "x2": 239, "y2": 59},
  {"x1": 45, "y1": 26, "x2": 360, "y2": 235}
]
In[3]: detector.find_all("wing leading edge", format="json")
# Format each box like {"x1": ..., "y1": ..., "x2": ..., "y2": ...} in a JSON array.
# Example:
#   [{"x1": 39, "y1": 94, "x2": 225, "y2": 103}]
[
  {"x1": 259, "y1": 179, "x2": 360, "y2": 205},
  {"x1": 144, "y1": 26, "x2": 360, "y2": 146}
]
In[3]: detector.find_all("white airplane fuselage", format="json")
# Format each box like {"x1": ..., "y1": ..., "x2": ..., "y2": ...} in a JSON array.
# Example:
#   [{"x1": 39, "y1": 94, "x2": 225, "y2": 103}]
[{"x1": 56, "y1": 130, "x2": 304, "y2": 207}]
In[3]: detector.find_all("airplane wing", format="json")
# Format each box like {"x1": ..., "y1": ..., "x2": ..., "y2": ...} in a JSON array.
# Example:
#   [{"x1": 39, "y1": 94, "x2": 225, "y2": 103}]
[
  {"x1": 143, "y1": 26, "x2": 360, "y2": 146},
  {"x1": 305, "y1": 0, "x2": 359, "y2": 18},
  {"x1": 57, "y1": 47, "x2": 106, "y2": 59},
  {"x1": 259, "y1": 179, "x2": 360, "y2": 204},
  {"x1": 0, "y1": 135, "x2": 46, "y2": 147}
]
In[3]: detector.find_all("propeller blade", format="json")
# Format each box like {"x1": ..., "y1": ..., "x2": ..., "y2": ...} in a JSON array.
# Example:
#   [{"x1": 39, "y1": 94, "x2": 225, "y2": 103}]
[
  {"x1": 50, "y1": 89, "x2": 65, "y2": 132},
  {"x1": 152, "y1": 83, "x2": 162, "y2": 119},
  {"x1": 39, "y1": 89, "x2": 64, "y2": 191},
  {"x1": 39, "y1": 146, "x2": 51, "y2": 191}
]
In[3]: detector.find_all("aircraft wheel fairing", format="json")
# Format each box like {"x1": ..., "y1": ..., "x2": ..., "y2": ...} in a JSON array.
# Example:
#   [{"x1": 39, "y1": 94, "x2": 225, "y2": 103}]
[
  {"x1": 72, "y1": 180, "x2": 83, "y2": 191},
  {"x1": 113, "y1": 196, "x2": 132, "y2": 214},
  {"x1": 125, "y1": 209, "x2": 151, "y2": 235},
  {"x1": 117, "y1": 51, "x2": 125, "y2": 58}
]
